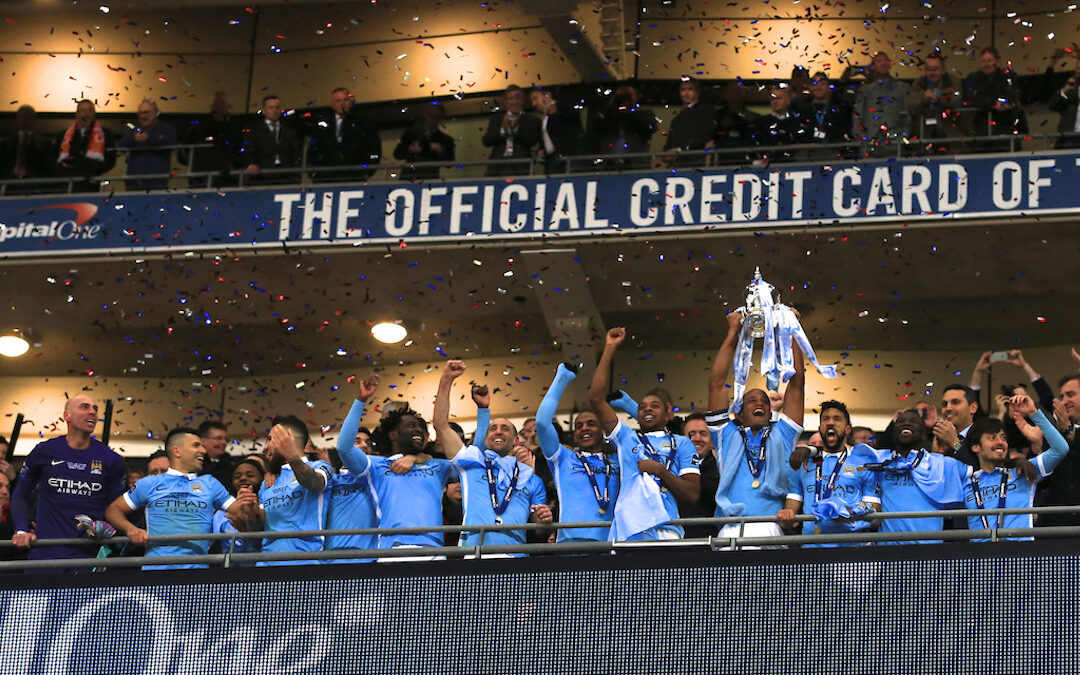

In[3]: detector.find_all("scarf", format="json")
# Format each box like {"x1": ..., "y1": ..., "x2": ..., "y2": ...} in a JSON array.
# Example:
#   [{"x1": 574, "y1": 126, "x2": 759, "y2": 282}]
[{"x1": 59, "y1": 121, "x2": 106, "y2": 163}]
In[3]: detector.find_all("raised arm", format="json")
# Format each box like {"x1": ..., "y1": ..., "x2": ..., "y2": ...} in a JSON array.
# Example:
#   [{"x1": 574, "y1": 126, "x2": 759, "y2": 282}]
[
  {"x1": 782, "y1": 340, "x2": 805, "y2": 426},
  {"x1": 969, "y1": 351, "x2": 991, "y2": 406},
  {"x1": 708, "y1": 311, "x2": 743, "y2": 411},
  {"x1": 537, "y1": 363, "x2": 576, "y2": 460},
  {"x1": 589, "y1": 328, "x2": 626, "y2": 435},
  {"x1": 1008, "y1": 350, "x2": 1055, "y2": 411},
  {"x1": 471, "y1": 383, "x2": 490, "y2": 451},
  {"x1": 434, "y1": 360, "x2": 467, "y2": 460},
  {"x1": 335, "y1": 374, "x2": 379, "y2": 475},
  {"x1": 1013, "y1": 395, "x2": 1071, "y2": 474},
  {"x1": 270, "y1": 425, "x2": 327, "y2": 493}
]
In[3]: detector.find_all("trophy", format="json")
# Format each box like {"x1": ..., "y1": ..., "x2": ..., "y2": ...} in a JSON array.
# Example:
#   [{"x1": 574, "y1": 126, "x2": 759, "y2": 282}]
[{"x1": 731, "y1": 268, "x2": 838, "y2": 412}]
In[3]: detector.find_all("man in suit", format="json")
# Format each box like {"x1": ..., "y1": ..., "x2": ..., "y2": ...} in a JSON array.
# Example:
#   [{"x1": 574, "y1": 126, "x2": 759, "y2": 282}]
[
  {"x1": 852, "y1": 52, "x2": 910, "y2": 154},
  {"x1": 590, "y1": 84, "x2": 658, "y2": 171},
  {"x1": 482, "y1": 85, "x2": 540, "y2": 177},
  {"x1": 755, "y1": 84, "x2": 810, "y2": 161},
  {"x1": 180, "y1": 91, "x2": 241, "y2": 188},
  {"x1": 394, "y1": 103, "x2": 455, "y2": 181},
  {"x1": 663, "y1": 78, "x2": 716, "y2": 168},
  {"x1": 1048, "y1": 56, "x2": 1080, "y2": 148},
  {"x1": 798, "y1": 72, "x2": 852, "y2": 144},
  {"x1": 0, "y1": 105, "x2": 54, "y2": 193},
  {"x1": 310, "y1": 87, "x2": 381, "y2": 183},
  {"x1": 961, "y1": 46, "x2": 1023, "y2": 152},
  {"x1": 530, "y1": 88, "x2": 584, "y2": 173},
  {"x1": 240, "y1": 94, "x2": 301, "y2": 185},
  {"x1": 907, "y1": 53, "x2": 962, "y2": 146}
]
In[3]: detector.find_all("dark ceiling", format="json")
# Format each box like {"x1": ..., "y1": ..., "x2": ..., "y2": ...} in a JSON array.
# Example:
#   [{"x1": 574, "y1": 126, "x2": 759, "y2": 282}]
[{"x1": 1, "y1": 218, "x2": 1077, "y2": 378}]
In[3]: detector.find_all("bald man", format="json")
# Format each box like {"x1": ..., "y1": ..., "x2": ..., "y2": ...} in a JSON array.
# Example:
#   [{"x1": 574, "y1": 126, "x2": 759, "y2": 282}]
[
  {"x1": 117, "y1": 99, "x2": 177, "y2": 189},
  {"x1": 10, "y1": 395, "x2": 127, "y2": 567}
]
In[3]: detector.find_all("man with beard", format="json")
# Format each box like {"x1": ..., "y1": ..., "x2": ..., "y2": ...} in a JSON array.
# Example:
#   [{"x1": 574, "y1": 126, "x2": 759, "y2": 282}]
[
  {"x1": 863, "y1": 409, "x2": 971, "y2": 543},
  {"x1": 106, "y1": 428, "x2": 255, "y2": 570},
  {"x1": 434, "y1": 361, "x2": 551, "y2": 556},
  {"x1": 706, "y1": 311, "x2": 804, "y2": 542},
  {"x1": 961, "y1": 395, "x2": 1069, "y2": 541},
  {"x1": 779, "y1": 401, "x2": 880, "y2": 546},
  {"x1": 936, "y1": 384, "x2": 979, "y2": 466},
  {"x1": 336, "y1": 374, "x2": 458, "y2": 561},
  {"x1": 255, "y1": 415, "x2": 334, "y2": 566},
  {"x1": 11, "y1": 395, "x2": 128, "y2": 566},
  {"x1": 589, "y1": 328, "x2": 700, "y2": 541},
  {"x1": 536, "y1": 363, "x2": 620, "y2": 543}
]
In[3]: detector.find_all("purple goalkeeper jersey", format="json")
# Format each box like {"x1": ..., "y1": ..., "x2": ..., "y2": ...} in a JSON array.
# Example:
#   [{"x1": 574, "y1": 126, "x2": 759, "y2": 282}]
[{"x1": 11, "y1": 437, "x2": 127, "y2": 561}]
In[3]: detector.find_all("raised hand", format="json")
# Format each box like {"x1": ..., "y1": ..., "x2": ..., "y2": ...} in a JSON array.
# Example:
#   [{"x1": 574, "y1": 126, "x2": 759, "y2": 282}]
[
  {"x1": 726, "y1": 310, "x2": 743, "y2": 332},
  {"x1": 357, "y1": 373, "x2": 380, "y2": 402},
  {"x1": 974, "y1": 351, "x2": 993, "y2": 372},
  {"x1": 443, "y1": 360, "x2": 466, "y2": 380},
  {"x1": 605, "y1": 327, "x2": 626, "y2": 349},
  {"x1": 471, "y1": 383, "x2": 490, "y2": 409},
  {"x1": 1009, "y1": 394, "x2": 1036, "y2": 417},
  {"x1": 269, "y1": 424, "x2": 303, "y2": 463}
]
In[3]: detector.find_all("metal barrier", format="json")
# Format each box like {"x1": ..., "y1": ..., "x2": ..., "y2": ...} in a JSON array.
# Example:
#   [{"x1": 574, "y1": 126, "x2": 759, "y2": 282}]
[
  {"x1": 2, "y1": 132, "x2": 1077, "y2": 196},
  {"x1": 2, "y1": 504, "x2": 1079, "y2": 571}
]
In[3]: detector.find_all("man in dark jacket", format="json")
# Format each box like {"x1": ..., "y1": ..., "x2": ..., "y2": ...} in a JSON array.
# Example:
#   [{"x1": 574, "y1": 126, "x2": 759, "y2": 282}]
[
  {"x1": 663, "y1": 78, "x2": 716, "y2": 167},
  {"x1": 1048, "y1": 55, "x2": 1080, "y2": 148},
  {"x1": 239, "y1": 94, "x2": 301, "y2": 185},
  {"x1": 394, "y1": 103, "x2": 456, "y2": 180},
  {"x1": 0, "y1": 105, "x2": 55, "y2": 193},
  {"x1": 961, "y1": 47, "x2": 1024, "y2": 151},
  {"x1": 530, "y1": 88, "x2": 585, "y2": 173},
  {"x1": 309, "y1": 87, "x2": 381, "y2": 183},
  {"x1": 590, "y1": 84, "x2": 657, "y2": 171},
  {"x1": 482, "y1": 85, "x2": 540, "y2": 177}
]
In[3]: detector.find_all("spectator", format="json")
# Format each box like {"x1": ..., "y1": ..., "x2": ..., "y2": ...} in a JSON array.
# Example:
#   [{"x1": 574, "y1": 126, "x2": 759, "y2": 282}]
[
  {"x1": 679, "y1": 412, "x2": 720, "y2": 539},
  {"x1": 239, "y1": 94, "x2": 301, "y2": 184},
  {"x1": 0, "y1": 105, "x2": 54, "y2": 192},
  {"x1": 393, "y1": 103, "x2": 455, "y2": 181},
  {"x1": 0, "y1": 436, "x2": 15, "y2": 484},
  {"x1": 353, "y1": 426, "x2": 373, "y2": 453},
  {"x1": 126, "y1": 469, "x2": 144, "y2": 491},
  {"x1": 10, "y1": 395, "x2": 127, "y2": 566},
  {"x1": 969, "y1": 350, "x2": 1055, "y2": 414},
  {"x1": 590, "y1": 84, "x2": 657, "y2": 171},
  {"x1": 147, "y1": 449, "x2": 169, "y2": 476},
  {"x1": 309, "y1": 87, "x2": 381, "y2": 183},
  {"x1": 590, "y1": 330, "x2": 700, "y2": 541},
  {"x1": 105, "y1": 427, "x2": 253, "y2": 570},
  {"x1": 55, "y1": 99, "x2": 116, "y2": 192},
  {"x1": 530, "y1": 88, "x2": 585, "y2": 173},
  {"x1": 434, "y1": 361, "x2": 552, "y2": 556},
  {"x1": 482, "y1": 84, "x2": 541, "y2": 177},
  {"x1": 714, "y1": 81, "x2": 759, "y2": 154},
  {"x1": 198, "y1": 420, "x2": 233, "y2": 489},
  {"x1": 779, "y1": 401, "x2": 879, "y2": 545},
  {"x1": 180, "y1": 91, "x2": 240, "y2": 188},
  {"x1": 961, "y1": 47, "x2": 1024, "y2": 150},
  {"x1": 663, "y1": 78, "x2": 716, "y2": 167},
  {"x1": 755, "y1": 84, "x2": 810, "y2": 155},
  {"x1": 852, "y1": 52, "x2": 911, "y2": 152},
  {"x1": 117, "y1": 99, "x2": 177, "y2": 190},
  {"x1": 789, "y1": 65, "x2": 812, "y2": 109},
  {"x1": 1047, "y1": 55, "x2": 1080, "y2": 148},
  {"x1": 1041, "y1": 373, "x2": 1080, "y2": 527},
  {"x1": 706, "y1": 312, "x2": 803, "y2": 544},
  {"x1": 935, "y1": 384, "x2": 980, "y2": 466},
  {"x1": 907, "y1": 53, "x2": 962, "y2": 143},
  {"x1": 797, "y1": 72, "x2": 852, "y2": 145},
  {"x1": 535, "y1": 364, "x2": 619, "y2": 544},
  {"x1": 254, "y1": 415, "x2": 333, "y2": 566}
]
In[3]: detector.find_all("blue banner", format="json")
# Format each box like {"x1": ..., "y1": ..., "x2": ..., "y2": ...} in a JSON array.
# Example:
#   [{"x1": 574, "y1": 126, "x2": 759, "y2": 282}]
[{"x1": 2, "y1": 150, "x2": 1079, "y2": 258}]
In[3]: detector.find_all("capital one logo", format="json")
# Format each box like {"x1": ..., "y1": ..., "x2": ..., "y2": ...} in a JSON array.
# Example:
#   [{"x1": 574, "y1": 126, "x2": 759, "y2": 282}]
[
  {"x1": 0, "y1": 589, "x2": 335, "y2": 674},
  {"x1": 0, "y1": 203, "x2": 102, "y2": 245}
]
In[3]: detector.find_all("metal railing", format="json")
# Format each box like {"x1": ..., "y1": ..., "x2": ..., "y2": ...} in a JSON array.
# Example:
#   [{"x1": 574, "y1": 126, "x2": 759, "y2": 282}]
[
  {"x1": 2, "y1": 131, "x2": 1078, "y2": 197},
  {"x1": 2, "y1": 504, "x2": 1079, "y2": 572}
]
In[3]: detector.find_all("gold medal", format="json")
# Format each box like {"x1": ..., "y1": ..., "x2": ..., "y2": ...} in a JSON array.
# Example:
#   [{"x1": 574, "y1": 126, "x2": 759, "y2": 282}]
[
  {"x1": 751, "y1": 479, "x2": 760, "y2": 488},
  {"x1": 813, "y1": 526, "x2": 821, "y2": 534},
  {"x1": 495, "y1": 516, "x2": 502, "y2": 524}
]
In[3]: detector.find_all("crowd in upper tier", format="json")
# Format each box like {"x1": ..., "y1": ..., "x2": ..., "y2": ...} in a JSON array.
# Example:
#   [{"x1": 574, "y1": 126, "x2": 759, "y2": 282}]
[
  {"x1": 3, "y1": 312, "x2": 1080, "y2": 570},
  {"x1": 3, "y1": 48, "x2": 1080, "y2": 194}
]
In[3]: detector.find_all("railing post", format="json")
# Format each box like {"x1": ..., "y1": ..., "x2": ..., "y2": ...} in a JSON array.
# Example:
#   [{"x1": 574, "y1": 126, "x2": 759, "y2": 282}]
[{"x1": 474, "y1": 527, "x2": 485, "y2": 559}]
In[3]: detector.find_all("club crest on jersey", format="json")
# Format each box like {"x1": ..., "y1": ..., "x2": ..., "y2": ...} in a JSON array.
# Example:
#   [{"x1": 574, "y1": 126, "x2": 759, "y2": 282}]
[
  {"x1": 90, "y1": 460, "x2": 103, "y2": 475},
  {"x1": 191, "y1": 482, "x2": 204, "y2": 492}
]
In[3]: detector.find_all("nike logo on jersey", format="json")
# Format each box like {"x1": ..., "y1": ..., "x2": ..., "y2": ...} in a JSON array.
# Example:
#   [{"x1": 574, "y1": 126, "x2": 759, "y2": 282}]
[{"x1": 51, "y1": 460, "x2": 65, "y2": 465}]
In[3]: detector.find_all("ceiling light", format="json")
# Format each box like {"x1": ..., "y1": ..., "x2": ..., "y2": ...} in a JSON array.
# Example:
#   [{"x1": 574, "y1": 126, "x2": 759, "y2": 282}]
[
  {"x1": 371, "y1": 322, "x2": 407, "y2": 344},
  {"x1": 0, "y1": 335, "x2": 31, "y2": 358}
]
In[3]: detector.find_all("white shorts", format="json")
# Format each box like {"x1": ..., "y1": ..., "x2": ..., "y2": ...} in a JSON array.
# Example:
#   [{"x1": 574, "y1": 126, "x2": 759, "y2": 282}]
[{"x1": 716, "y1": 522, "x2": 786, "y2": 550}]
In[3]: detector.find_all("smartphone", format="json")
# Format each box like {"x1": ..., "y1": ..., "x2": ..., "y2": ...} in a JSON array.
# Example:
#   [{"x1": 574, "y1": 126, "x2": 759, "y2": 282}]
[{"x1": 989, "y1": 351, "x2": 1009, "y2": 363}]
